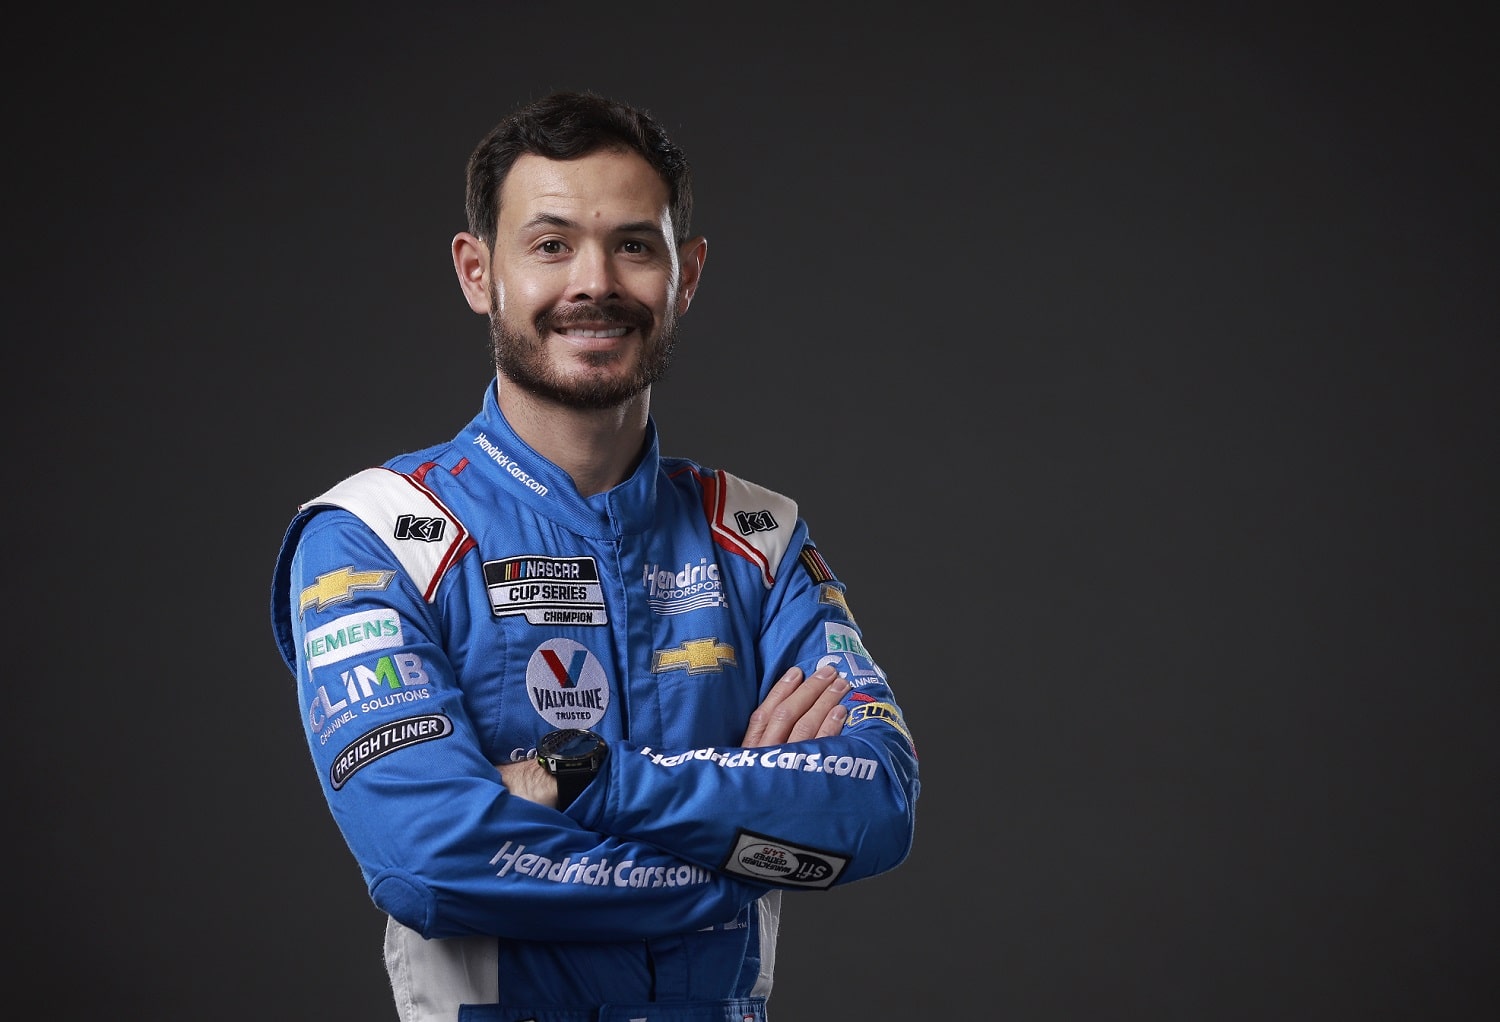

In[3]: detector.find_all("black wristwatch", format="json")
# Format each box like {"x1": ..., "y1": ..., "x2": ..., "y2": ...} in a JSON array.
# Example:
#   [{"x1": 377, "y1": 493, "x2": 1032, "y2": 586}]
[{"x1": 536, "y1": 728, "x2": 609, "y2": 811}]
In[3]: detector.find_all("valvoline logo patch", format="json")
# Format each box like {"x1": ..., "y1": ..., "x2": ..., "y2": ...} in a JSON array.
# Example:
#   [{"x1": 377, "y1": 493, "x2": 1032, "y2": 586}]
[{"x1": 526, "y1": 637, "x2": 610, "y2": 729}]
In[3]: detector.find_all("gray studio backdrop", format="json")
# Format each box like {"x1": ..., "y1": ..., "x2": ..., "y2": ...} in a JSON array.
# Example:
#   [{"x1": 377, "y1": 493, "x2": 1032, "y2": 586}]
[{"x1": 10, "y1": 4, "x2": 1496, "y2": 1019}]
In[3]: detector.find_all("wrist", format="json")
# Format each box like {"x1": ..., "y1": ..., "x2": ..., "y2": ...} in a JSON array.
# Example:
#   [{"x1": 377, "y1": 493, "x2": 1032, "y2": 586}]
[{"x1": 536, "y1": 728, "x2": 609, "y2": 811}]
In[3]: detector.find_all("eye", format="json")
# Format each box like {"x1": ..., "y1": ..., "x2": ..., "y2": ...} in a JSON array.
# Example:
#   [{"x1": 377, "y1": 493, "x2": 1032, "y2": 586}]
[
  {"x1": 537, "y1": 239, "x2": 567, "y2": 255},
  {"x1": 621, "y1": 239, "x2": 648, "y2": 255}
]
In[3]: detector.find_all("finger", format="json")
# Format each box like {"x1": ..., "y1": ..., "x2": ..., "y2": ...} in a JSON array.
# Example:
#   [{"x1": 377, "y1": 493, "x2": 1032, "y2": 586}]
[
  {"x1": 812, "y1": 692, "x2": 849, "y2": 740},
  {"x1": 742, "y1": 666, "x2": 804, "y2": 746},
  {"x1": 764, "y1": 666, "x2": 842, "y2": 743},
  {"x1": 788, "y1": 672, "x2": 850, "y2": 742},
  {"x1": 758, "y1": 665, "x2": 806, "y2": 715}
]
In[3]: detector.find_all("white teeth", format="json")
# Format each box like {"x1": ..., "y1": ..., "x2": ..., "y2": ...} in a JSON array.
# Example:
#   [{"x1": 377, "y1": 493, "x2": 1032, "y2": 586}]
[{"x1": 564, "y1": 327, "x2": 628, "y2": 338}]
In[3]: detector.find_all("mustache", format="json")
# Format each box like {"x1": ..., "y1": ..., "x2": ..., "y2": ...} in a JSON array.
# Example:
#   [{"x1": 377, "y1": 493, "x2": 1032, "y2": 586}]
[{"x1": 537, "y1": 302, "x2": 653, "y2": 333}]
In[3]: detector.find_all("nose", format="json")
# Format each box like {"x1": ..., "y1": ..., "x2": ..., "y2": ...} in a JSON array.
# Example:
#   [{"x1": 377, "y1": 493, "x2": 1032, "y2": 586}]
[{"x1": 568, "y1": 243, "x2": 621, "y2": 303}]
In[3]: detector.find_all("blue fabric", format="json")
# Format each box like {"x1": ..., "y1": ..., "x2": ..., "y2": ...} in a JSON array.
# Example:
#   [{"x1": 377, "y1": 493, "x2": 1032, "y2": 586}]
[
  {"x1": 458, "y1": 996, "x2": 767, "y2": 1021},
  {"x1": 271, "y1": 380, "x2": 918, "y2": 1010}
]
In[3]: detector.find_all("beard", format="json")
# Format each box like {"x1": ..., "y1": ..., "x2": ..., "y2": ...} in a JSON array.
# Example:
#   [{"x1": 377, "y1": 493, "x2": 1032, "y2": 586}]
[{"x1": 488, "y1": 286, "x2": 679, "y2": 411}]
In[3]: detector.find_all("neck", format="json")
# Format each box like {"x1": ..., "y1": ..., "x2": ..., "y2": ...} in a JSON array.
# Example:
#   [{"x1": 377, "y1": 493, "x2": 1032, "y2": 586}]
[{"x1": 496, "y1": 377, "x2": 650, "y2": 498}]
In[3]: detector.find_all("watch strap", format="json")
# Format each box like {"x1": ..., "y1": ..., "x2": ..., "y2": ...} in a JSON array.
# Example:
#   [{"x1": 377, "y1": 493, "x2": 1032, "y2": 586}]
[
  {"x1": 551, "y1": 765, "x2": 592, "y2": 812},
  {"x1": 537, "y1": 729, "x2": 606, "y2": 812}
]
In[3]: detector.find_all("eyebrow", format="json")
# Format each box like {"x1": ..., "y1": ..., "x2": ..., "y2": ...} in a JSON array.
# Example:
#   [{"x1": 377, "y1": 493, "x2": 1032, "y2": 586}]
[{"x1": 519, "y1": 212, "x2": 666, "y2": 238}]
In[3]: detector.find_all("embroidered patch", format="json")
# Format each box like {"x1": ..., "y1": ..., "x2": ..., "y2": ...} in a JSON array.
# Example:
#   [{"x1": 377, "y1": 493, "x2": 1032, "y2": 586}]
[
  {"x1": 652, "y1": 638, "x2": 737, "y2": 675},
  {"x1": 526, "y1": 638, "x2": 610, "y2": 728},
  {"x1": 330, "y1": 713, "x2": 452, "y2": 790},
  {"x1": 485, "y1": 555, "x2": 608, "y2": 625},
  {"x1": 299, "y1": 567, "x2": 395, "y2": 615},
  {"x1": 817, "y1": 583, "x2": 856, "y2": 625},
  {"x1": 721, "y1": 830, "x2": 846, "y2": 889},
  {"x1": 304, "y1": 608, "x2": 403, "y2": 668},
  {"x1": 797, "y1": 544, "x2": 835, "y2": 584},
  {"x1": 818, "y1": 621, "x2": 887, "y2": 687}
]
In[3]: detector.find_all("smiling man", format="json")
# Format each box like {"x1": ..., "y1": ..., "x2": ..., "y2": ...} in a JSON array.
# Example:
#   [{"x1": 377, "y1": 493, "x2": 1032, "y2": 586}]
[
  {"x1": 466, "y1": 147, "x2": 692, "y2": 418},
  {"x1": 270, "y1": 91, "x2": 920, "y2": 1022}
]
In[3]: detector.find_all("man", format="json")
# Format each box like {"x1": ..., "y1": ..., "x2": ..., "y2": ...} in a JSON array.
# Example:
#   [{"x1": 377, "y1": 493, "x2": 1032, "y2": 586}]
[{"x1": 269, "y1": 90, "x2": 919, "y2": 1022}]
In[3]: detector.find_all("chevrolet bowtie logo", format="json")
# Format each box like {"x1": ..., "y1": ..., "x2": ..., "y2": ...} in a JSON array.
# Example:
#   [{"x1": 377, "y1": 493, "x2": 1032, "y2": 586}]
[
  {"x1": 652, "y1": 637, "x2": 737, "y2": 675},
  {"x1": 818, "y1": 584, "x2": 855, "y2": 624},
  {"x1": 299, "y1": 566, "x2": 396, "y2": 614}
]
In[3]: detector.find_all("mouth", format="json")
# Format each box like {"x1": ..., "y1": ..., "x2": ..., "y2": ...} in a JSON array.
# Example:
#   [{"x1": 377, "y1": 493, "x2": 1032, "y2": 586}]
[
  {"x1": 542, "y1": 302, "x2": 651, "y2": 343},
  {"x1": 556, "y1": 325, "x2": 631, "y2": 339}
]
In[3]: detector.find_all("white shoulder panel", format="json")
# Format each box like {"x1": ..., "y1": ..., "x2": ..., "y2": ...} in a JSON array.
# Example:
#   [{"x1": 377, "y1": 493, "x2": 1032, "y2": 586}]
[
  {"x1": 704, "y1": 470, "x2": 799, "y2": 589},
  {"x1": 304, "y1": 467, "x2": 472, "y2": 603}
]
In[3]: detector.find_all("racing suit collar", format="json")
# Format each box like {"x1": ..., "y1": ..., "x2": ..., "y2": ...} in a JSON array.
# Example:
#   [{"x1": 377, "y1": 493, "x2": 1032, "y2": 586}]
[{"x1": 461, "y1": 381, "x2": 660, "y2": 539}]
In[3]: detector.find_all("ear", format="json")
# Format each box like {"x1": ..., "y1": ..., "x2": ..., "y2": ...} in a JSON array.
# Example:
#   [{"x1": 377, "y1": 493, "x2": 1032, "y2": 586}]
[
  {"x1": 452, "y1": 232, "x2": 493, "y2": 314},
  {"x1": 676, "y1": 236, "x2": 708, "y2": 315}
]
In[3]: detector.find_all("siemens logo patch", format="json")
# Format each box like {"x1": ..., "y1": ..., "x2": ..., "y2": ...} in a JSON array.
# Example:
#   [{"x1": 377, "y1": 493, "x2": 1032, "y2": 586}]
[
  {"x1": 819, "y1": 621, "x2": 887, "y2": 687},
  {"x1": 722, "y1": 830, "x2": 847, "y2": 889},
  {"x1": 330, "y1": 713, "x2": 452, "y2": 789},
  {"x1": 305, "y1": 608, "x2": 402, "y2": 668}
]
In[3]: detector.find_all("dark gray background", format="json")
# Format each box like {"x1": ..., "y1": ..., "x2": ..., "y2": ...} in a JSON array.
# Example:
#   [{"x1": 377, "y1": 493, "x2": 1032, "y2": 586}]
[{"x1": 9, "y1": 3, "x2": 1496, "y2": 1019}]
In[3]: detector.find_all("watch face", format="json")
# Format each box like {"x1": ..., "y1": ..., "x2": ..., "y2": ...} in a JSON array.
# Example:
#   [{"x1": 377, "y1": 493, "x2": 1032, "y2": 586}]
[{"x1": 542, "y1": 728, "x2": 603, "y2": 761}]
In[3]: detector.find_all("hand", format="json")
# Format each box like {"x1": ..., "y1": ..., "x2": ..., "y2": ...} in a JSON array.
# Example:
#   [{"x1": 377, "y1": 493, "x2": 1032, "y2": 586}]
[
  {"x1": 497, "y1": 757, "x2": 557, "y2": 808},
  {"x1": 740, "y1": 665, "x2": 848, "y2": 747}
]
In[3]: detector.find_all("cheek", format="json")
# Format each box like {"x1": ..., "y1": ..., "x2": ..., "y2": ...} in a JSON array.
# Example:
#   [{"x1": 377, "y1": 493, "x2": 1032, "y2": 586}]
[
  {"x1": 621, "y1": 268, "x2": 677, "y2": 312},
  {"x1": 495, "y1": 276, "x2": 554, "y2": 317}
]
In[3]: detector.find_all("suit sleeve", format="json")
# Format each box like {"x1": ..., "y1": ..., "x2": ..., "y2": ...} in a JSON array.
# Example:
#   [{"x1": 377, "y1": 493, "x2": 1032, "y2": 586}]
[
  {"x1": 272, "y1": 506, "x2": 766, "y2": 941},
  {"x1": 569, "y1": 516, "x2": 921, "y2": 892}
]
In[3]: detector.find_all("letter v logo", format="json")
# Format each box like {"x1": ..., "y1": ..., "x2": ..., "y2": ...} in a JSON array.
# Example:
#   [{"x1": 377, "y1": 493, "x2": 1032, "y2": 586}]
[
  {"x1": 526, "y1": 638, "x2": 610, "y2": 728},
  {"x1": 539, "y1": 646, "x2": 588, "y2": 688}
]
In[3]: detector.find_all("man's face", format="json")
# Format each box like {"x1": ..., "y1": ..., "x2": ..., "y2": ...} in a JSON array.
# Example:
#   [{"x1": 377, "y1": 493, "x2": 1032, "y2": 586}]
[{"x1": 486, "y1": 149, "x2": 685, "y2": 409}]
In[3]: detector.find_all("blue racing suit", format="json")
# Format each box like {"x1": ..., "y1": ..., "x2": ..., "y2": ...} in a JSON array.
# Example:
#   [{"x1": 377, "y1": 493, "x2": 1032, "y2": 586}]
[{"x1": 269, "y1": 381, "x2": 920, "y2": 1022}]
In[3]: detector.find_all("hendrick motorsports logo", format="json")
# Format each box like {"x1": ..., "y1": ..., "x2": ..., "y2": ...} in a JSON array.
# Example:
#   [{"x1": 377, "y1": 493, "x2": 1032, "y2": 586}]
[
  {"x1": 642, "y1": 557, "x2": 725, "y2": 615},
  {"x1": 330, "y1": 713, "x2": 452, "y2": 789},
  {"x1": 722, "y1": 830, "x2": 846, "y2": 889}
]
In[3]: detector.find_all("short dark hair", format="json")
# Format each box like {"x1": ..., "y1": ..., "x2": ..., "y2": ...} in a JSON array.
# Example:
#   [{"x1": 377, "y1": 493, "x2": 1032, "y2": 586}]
[{"x1": 464, "y1": 90, "x2": 694, "y2": 248}]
